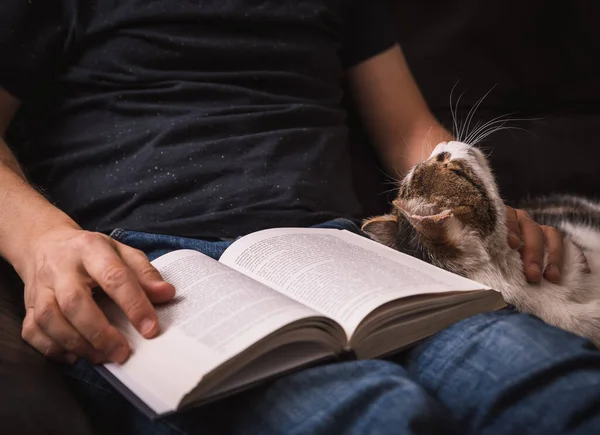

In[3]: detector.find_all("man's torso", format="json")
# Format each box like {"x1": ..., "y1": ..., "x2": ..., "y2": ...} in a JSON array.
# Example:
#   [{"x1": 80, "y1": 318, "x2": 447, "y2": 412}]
[{"x1": 4, "y1": 0, "x2": 392, "y2": 239}]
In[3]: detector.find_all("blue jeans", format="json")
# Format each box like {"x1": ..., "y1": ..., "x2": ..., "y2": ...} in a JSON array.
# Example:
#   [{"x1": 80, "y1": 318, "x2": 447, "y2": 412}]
[{"x1": 63, "y1": 219, "x2": 600, "y2": 435}]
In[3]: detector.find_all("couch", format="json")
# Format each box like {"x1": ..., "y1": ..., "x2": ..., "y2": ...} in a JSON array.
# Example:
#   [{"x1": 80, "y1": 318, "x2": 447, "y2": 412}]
[{"x1": 2, "y1": 1, "x2": 599, "y2": 434}]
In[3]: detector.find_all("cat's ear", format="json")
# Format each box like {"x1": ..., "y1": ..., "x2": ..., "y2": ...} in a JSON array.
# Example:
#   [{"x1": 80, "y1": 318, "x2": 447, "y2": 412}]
[
  {"x1": 402, "y1": 210, "x2": 454, "y2": 242},
  {"x1": 393, "y1": 199, "x2": 455, "y2": 243},
  {"x1": 361, "y1": 215, "x2": 399, "y2": 248}
]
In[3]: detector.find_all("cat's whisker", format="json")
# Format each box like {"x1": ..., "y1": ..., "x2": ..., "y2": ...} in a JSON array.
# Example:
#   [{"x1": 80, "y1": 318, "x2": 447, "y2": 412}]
[
  {"x1": 384, "y1": 136, "x2": 419, "y2": 180},
  {"x1": 421, "y1": 124, "x2": 435, "y2": 161},
  {"x1": 466, "y1": 115, "x2": 520, "y2": 145},
  {"x1": 470, "y1": 125, "x2": 510, "y2": 145},
  {"x1": 464, "y1": 115, "x2": 508, "y2": 144},
  {"x1": 468, "y1": 120, "x2": 509, "y2": 145},
  {"x1": 461, "y1": 84, "x2": 498, "y2": 144},
  {"x1": 476, "y1": 145, "x2": 494, "y2": 158},
  {"x1": 454, "y1": 91, "x2": 466, "y2": 141},
  {"x1": 466, "y1": 112, "x2": 543, "y2": 145},
  {"x1": 469, "y1": 116, "x2": 539, "y2": 145},
  {"x1": 464, "y1": 113, "x2": 515, "y2": 145},
  {"x1": 381, "y1": 177, "x2": 402, "y2": 189},
  {"x1": 449, "y1": 81, "x2": 461, "y2": 141},
  {"x1": 480, "y1": 125, "x2": 539, "y2": 147},
  {"x1": 472, "y1": 125, "x2": 531, "y2": 145},
  {"x1": 467, "y1": 120, "x2": 482, "y2": 143},
  {"x1": 382, "y1": 179, "x2": 400, "y2": 187},
  {"x1": 376, "y1": 166, "x2": 403, "y2": 186},
  {"x1": 381, "y1": 186, "x2": 401, "y2": 196},
  {"x1": 448, "y1": 82, "x2": 469, "y2": 142},
  {"x1": 474, "y1": 118, "x2": 540, "y2": 143},
  {"x1": 451, "y1": 86, "x2": 542, "y2": 146}
]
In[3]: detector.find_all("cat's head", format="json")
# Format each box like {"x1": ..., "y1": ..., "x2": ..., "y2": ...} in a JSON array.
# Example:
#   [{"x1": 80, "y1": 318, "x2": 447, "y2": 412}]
[{"x1": 362, "y1": 141, "x2": 509, "y2": 275}]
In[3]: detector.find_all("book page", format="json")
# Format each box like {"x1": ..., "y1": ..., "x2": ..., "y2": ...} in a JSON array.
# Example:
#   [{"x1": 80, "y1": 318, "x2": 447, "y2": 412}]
[
  {"x1": 220, "y1": 228, "x2": 488, "y2": 337},
  {"x1": 100, "y1": 249, "x2": 324, "y2": 415}
]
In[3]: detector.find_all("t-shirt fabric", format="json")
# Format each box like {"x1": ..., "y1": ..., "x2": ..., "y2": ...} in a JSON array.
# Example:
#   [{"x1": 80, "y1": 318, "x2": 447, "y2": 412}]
[{"x1": 0, "y1": 0, "x2": 396, "y2": 239}]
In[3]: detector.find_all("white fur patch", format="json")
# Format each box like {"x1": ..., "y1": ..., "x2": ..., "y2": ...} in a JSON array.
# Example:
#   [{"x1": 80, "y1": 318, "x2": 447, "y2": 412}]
[{"x1": 562, "y1": 221, "x2": 600, "y2": 254}]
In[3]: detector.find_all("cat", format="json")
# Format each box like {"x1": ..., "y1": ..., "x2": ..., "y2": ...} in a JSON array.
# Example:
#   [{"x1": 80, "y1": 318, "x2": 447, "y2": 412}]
[{"x1": 362, "y1": 140, "x2": 600, "y2": 347}]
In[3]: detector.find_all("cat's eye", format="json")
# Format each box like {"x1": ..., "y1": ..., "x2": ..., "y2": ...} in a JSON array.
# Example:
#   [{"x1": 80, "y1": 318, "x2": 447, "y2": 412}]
[
  {"x1": 449, "y1": 168, "x2": 468, "y2": 179},
  {"x1": 449, "y1": 167, "x2": 478, "y2": 188}
]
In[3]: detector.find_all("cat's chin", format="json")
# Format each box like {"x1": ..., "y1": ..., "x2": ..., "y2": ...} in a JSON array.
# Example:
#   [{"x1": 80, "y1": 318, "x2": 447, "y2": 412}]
[
  {"x1": 392, "y1": 198, "x2": 446, "y2": 219},
  {"x1": 405, "y1": 209, "x2": 453, "y2": 222}
]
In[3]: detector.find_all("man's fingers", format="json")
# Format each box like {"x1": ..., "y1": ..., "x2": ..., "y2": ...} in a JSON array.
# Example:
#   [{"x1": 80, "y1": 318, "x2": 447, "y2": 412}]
[
  {"x1": 51, "y1": 278, "x2": 124, "y2": 363},
  {"x1": 82, "y1": 237, "x2": 159, "y2": 340},
  {"x1": 542, "y1": 225, "x2": 563, "y2": 284},
  {"x1": 505, "y1": 206, "x2": 522, "y2": 249},
  {"x1": 116, "y1": 244, "x2": 175, "y2": 304},
  {"x1": 33, "y1": 288, "x2": 105, "y2": 363},
  {"x1": 22, "y1": 310, "x2": 73, "y2": 363},
  {"x1": 517, "y1": 210, "x2": 544, "y2": 283}
]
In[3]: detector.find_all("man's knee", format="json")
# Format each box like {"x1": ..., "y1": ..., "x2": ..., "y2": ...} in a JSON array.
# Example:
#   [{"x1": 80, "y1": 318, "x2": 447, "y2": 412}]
[
  {"x1": 276, "y1": 360, "x2": 410, "y2": 390},
  {"x1": 447, "y1": 309, "x2": 596, "y2": 354},
  {"x1": 229, "y1": 359, "x2": 455, "y2": 434},
  {"x1": 407, "y1": 308, "x2": 600, "y2": 388}
]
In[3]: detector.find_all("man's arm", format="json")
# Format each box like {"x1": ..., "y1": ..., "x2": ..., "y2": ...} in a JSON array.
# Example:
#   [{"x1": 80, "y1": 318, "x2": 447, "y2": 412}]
[
  {"x1": 347, "y1": 45, "x2": 452, "y2": 176},
  {"x1": 0, "y1": 88, "x2": 175, "y2": 364},
  {"x1": 0, "y1": 88, "x2": 78, "y2": 270},
  {"x1": 347, "y1": 45, "x2": 563, "y2": 284}
]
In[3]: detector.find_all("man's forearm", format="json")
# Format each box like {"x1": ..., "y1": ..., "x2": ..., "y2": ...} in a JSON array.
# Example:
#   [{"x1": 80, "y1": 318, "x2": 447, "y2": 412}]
[
  {"x1": 347, "y1": 45, "x2": 454, "y2": 177},
  {"x1": 0, "y1": 138, "x2": 79, "y2": 276}
]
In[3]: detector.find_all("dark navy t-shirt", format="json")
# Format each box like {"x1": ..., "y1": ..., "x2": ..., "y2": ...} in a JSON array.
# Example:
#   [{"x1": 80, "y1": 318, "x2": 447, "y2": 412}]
[{"x1": 0, "y1": 0, "x2": 396, "y2": 239}]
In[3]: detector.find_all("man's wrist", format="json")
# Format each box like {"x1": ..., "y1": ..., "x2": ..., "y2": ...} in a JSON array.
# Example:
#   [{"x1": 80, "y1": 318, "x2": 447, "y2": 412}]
[{"x1": 2, "y1": 209, "x2": 81, "y2": 279}]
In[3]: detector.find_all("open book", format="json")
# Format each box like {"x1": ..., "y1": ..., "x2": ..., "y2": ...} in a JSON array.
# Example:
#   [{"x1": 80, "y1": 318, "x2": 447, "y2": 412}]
[{"x1": 96, "y1": 227, "x2": 505, "y2": 419}]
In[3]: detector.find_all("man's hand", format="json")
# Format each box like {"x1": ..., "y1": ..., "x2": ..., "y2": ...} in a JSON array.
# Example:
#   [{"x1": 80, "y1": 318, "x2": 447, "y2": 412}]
[
  {"x1": 20, "y1": 226, "x2": 175, "y2": 365},
  {"x1": 0, "y1": 88, "x2": 175, "y2": 365},
  {"x1": 506, "y1": 206, "x2": 563, "y2": 284}
]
